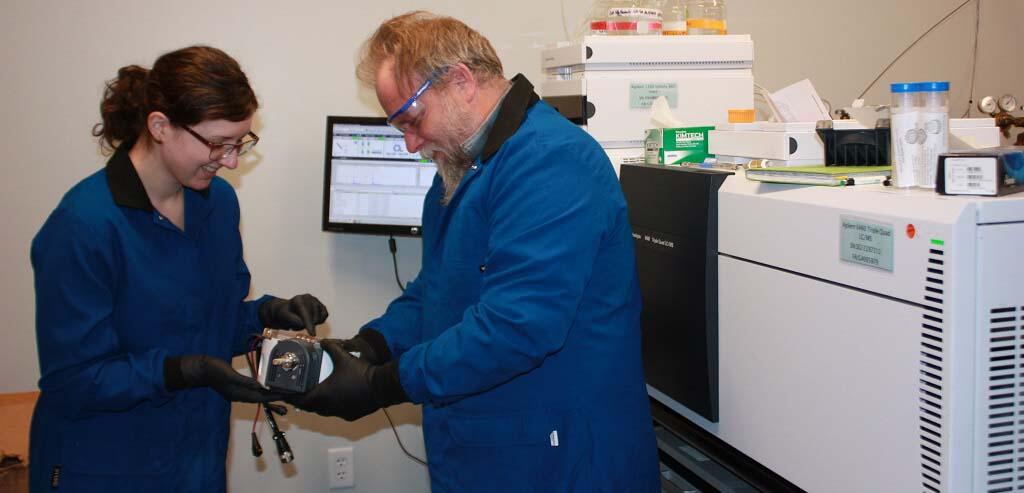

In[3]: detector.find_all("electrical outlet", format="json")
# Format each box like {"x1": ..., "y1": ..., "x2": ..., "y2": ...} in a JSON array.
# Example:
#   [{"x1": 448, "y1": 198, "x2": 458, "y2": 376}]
[{"x1": 328, "y1": 446, "x2": 355, "y2": 488}]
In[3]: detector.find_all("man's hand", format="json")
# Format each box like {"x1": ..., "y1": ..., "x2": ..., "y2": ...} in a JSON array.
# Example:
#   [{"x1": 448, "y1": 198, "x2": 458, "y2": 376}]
[
  {"x1": 338, "y1": 329, "x2": 391, "y2": 365},
  {"x1": 286, "y1": 339, "x2": 407, "y2": 421},
  {"x1": 165, "y1": 355, "x2": 285, "y2": 403},
  {"x1": 259, "y1": 294, "x2": 328, "y2": 336}
]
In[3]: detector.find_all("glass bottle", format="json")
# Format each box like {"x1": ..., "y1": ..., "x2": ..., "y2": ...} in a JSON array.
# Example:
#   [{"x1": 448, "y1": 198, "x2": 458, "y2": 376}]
[
  {"x1": 662, "y1": 0, "x2": 687, "y2": 35},
  {"x1": 606, "y1": 0, "x2": 640, "y2": 35},
  {"x1": 587, "y1": 0, "x2": 613, "y2": 35},
  {"x1": 635, "y1": 0, "x2": 664, "y2": 35},
  {"x1": 686, "y1": 0, "x2": 727, "y2": 35}
]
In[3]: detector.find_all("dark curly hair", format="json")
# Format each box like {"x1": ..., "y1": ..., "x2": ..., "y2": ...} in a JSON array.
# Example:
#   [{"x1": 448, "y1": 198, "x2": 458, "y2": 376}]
[{"x1": 92, "y1": 45, "x2": 258, "y2": 153}]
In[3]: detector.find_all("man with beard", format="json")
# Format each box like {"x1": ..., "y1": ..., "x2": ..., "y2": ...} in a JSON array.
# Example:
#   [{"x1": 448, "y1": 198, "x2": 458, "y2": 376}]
[{"x1": 288, "y1": 11, "x2": 659, "y2": 492}]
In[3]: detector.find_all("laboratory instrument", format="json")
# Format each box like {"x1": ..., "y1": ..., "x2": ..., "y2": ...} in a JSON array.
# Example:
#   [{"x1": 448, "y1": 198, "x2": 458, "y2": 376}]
[
  {"x1": 541, "y1": 35, "x2": 754, "y2": 173},
  {"x1": 622, "y1": 163, "x2": 1024, "y2": 492}
]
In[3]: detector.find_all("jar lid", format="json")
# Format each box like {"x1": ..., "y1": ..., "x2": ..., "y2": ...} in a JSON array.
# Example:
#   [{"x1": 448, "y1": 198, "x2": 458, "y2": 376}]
[
  {"x1": 919, "y1": 81, "x2": 950, "y2": 91},
  {"x1": 890, "y1": 82, "x2": 921, "y2": 93}
]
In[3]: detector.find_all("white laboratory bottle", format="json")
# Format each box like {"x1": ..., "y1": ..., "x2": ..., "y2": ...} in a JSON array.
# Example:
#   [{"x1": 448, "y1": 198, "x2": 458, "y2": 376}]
[
  {"x1": 890, "y1": 82, "x2": 922, "y2": 188},
  {"x1": 686, "y1": 0, "x2": 726, "y2": 35},
  {"x1": 605, "y1": 0, "x2": 639, "y2": 35},
  {"x1": 916, "y1": 81, "x2": 949, "y2": 189},
  {"x1": 635, "y1": 0, "x2": 664, "y2": 35},
  {"x1": 662, "y1": 0, "x2": 687, "y2": 35}
]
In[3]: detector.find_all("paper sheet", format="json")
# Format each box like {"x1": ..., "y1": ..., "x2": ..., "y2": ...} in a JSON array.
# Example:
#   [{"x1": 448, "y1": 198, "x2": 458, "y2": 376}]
[{"x1": 768, "y1": 79, "x2": 831, "y2": 123}]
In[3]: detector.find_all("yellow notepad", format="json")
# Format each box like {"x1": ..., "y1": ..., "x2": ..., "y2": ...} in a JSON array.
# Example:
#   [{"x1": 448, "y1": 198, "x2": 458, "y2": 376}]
[{"x1": 745, "y1": 165, "x2": 891, "y2": 186}]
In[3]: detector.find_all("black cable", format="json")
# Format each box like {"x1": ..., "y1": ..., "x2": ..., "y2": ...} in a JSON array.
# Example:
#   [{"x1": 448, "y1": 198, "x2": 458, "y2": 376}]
[
  {"x1": 962, "y1": 0, "x2": 981, "y2": 117},
  {"x1": 245, "y1": 336, "x2": 293, "y2": 463},
  {"x1": 388, "y1": 235, "x2": 406, "y2": 292},
  {"x1": 263, "y1": 403, "x2": 294, "y2": 463},
  {"x1": 383, "y1": 236, "x2": 424, "y2": 466},
  {"x1": 382, "y1": 407, "x2": 428, "y2": 466},
  {"x1": 856, "y1": 0, "x2": 975, "y2": 101}
]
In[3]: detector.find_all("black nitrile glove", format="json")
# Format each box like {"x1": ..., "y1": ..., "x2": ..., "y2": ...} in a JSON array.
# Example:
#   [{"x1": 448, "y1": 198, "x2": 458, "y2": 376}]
[
  {"x1": 339, "y1": 329, "x2": 392, "y2": 365},
  {"x1": 165, "y1": 355, "x2": 286, "y2": 403},
  {"x1": 258, "y1": 294, "x2": 328, "y2": 336},
  {"x1": 285, "y1": 339, "x2": 408, "y2": 421}
]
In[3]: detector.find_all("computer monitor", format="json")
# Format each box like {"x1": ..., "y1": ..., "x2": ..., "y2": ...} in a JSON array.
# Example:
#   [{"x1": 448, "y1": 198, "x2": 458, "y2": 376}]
[{"x1": 321, "y1": 116, "x2": 436, "y2": 236}]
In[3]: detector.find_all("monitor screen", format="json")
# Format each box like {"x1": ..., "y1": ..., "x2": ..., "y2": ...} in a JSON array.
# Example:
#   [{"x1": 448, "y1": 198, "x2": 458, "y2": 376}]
[{"x1": 321, "y1": 116, "x2": 436, "y2": 236}]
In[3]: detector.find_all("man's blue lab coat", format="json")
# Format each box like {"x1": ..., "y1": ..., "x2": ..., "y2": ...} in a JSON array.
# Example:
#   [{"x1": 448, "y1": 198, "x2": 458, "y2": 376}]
[
  {"x1": 364, "y1": 75, "x2": 660, "y2": 492},
  {"x1": 29, "y1": 146, "x2": 268, "y2": 492}
]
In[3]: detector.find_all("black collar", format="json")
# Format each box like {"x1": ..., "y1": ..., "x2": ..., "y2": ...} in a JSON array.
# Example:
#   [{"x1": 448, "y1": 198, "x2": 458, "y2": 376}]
[
  {"x1": 479, "y1": 74, "x2": 540, "y2": 163},
  {"x1": 105, "y1": 141, "x2": 210, "y2": 212},
  {"x1": 106, "y1": 142, "x2": 154, "y2": 211}
]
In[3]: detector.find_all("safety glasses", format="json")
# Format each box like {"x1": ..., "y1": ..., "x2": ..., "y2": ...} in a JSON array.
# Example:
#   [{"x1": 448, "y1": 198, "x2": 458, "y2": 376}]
[{"x1": 386, "y1": 67, "x2": 448, "y2": 134}]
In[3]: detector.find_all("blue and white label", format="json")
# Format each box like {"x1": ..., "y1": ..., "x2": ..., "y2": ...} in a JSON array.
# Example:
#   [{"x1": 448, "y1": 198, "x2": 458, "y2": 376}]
[{"x1": 840, "y1": 216, "x2": 894, "y2": 272}]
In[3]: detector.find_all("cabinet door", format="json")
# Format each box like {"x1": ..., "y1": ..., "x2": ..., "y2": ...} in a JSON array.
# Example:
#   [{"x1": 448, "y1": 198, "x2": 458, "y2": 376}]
[{"x1": 716, "y1": 255, "x2": 921, "y2": 492}]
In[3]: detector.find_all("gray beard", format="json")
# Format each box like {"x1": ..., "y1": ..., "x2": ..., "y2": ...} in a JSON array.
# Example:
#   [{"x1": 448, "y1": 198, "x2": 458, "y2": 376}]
[
  {"x1": 436, "y1": 154, "x2": 471, "y2": 205},
  {"x1": 429, "y1": 98, "x2": 476, "y2": 205}
]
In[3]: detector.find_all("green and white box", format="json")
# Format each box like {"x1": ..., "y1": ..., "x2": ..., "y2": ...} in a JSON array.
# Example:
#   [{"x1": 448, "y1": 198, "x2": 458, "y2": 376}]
[{"x1": 645, "y1": 126, "x2": 715, "y2": 165}]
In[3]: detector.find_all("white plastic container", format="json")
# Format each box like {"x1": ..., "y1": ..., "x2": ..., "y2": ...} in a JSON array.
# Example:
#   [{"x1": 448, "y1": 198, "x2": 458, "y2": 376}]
[
  {"x1": 917, "y1": 81, "x2": 949, "y2": 189},
  {"x1": 890, "y1": 82, "x2": 921, "y2": 188}
]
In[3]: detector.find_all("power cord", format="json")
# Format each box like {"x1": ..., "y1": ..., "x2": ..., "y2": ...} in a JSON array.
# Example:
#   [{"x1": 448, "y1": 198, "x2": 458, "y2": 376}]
[
  {"x1": 961, "y1": 0, "x2": 981, "y2": 117},
  {"x1": 384, "y1": 235, "x2": 427, "y2": 466},
  {"x1": 383, "y1": 408, "x2": 428, "y2": 466},
  {"x1": 388, "y1": 235, "x2": 406, "y2": 292},
  {"x1": 856, "y1": 0, "x2": 977, "y2": 103}
]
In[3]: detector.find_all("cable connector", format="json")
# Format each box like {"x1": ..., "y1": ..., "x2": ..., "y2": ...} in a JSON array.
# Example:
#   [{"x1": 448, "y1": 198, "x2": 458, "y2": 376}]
[{"x1": 251, "y1": 431, "x2": 263, "y2": 457}]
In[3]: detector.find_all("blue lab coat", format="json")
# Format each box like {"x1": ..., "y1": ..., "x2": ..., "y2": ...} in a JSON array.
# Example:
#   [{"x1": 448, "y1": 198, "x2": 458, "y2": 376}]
[
  {"x1": 365, "y1": 75, "x2": 660, "y2": 492},
  {"x1": 29, "y1": 146, "x2": 269, "y2": 492}
]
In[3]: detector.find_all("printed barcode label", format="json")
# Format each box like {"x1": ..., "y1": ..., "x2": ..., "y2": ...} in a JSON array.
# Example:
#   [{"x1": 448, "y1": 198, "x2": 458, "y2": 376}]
[{"x1": 944, "y1": 157, "x2": 997, "y2": 195}]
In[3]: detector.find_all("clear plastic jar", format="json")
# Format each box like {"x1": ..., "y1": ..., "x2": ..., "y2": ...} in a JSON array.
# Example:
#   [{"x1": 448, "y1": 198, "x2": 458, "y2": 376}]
[
  {"x1": 917, "y1": 81, "x2": 949, "y2": 189},
  {"x1": 662, "y1": 0, "x2": 687, "y2": 35},
  {"x1": 686, "y1": 0, "x2": 726, "y2": 35},
  {"x1": 890, "y1": 82, "x2": 922, "y2": 188}
]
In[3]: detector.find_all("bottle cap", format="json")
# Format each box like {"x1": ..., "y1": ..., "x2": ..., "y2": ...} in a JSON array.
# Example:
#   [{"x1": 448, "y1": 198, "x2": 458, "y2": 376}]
[
  {"x1": 727, "y1": 108, "x2": 756, "y2": 123},
  {"x1": 890, "y1": 82, "x2": 921, "y2": 93},
  {"x1": 919, "y1": 81, "x2": 950, "y2": 91}
]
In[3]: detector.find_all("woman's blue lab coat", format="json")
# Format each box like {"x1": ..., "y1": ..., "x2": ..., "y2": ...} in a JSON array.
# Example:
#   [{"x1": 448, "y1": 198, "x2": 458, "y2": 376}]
[
  {"x1": 29, "y1": 146, "x2": 269, "y2": 492},
  {"x1": 365, "y1": 75, "x2": 660, "y2": 492}
]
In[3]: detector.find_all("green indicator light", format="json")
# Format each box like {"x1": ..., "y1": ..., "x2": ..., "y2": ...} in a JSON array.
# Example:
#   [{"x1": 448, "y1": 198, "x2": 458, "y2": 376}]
[{"x1": 931, "y1": 239, "x2": 945, "y2": 246}]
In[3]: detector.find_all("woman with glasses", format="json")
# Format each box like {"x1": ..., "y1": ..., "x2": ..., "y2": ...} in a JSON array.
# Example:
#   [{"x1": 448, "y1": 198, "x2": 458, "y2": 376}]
[{"x1": 29, "y1": 45, "x2": 326, "y2": 492}]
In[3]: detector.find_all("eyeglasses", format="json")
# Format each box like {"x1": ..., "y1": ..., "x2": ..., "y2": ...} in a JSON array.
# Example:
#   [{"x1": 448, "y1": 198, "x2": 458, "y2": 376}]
[
  {"x1": 182, "y1": 125, "x2": 260, "y2": 161},
  {"x1": 386, "y1": 67, "x2": 448, "y2": 134}
]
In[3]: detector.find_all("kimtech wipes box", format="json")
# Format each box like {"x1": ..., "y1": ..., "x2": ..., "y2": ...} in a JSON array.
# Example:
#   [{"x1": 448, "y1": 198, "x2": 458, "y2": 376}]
[{"x1": 645, "y1": 126, "x2": 715, "y2": 165}]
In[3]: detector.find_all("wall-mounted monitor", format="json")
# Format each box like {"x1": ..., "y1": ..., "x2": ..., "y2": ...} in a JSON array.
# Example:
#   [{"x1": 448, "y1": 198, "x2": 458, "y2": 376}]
[{"x1": 321, "y1": 116, "x2": 436, "y2": 236}]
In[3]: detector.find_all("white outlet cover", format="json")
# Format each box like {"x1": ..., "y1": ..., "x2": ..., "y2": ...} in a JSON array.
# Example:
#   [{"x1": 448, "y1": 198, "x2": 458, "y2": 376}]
[{"x1": 328, "y1": 446, "x2": 354, "y2": 488}]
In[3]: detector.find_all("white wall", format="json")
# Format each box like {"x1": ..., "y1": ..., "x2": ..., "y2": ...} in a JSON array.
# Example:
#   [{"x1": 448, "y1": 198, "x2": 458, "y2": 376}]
[{"x1": 2, "y1": 1, "x2": 1020, "y2": 492}]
